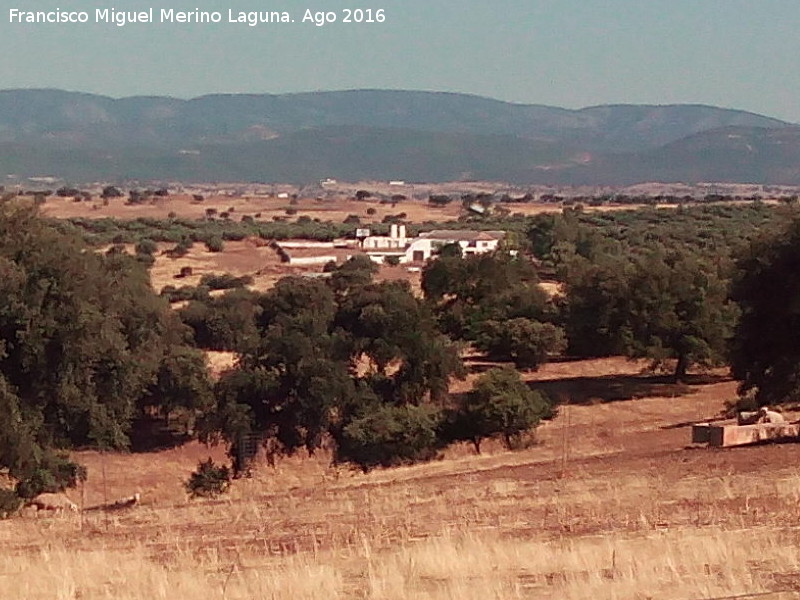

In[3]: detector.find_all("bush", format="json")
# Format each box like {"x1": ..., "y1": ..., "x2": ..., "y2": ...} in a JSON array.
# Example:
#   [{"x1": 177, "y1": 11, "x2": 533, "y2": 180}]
[
  {"x1": 444, "y1": 367, "x2": 550, "y2": 453},
  {"x1": 101, "y1": 185, "x2": 123, "y2": 199},
  {"x1": 161, "y1": 284, "x2": 210, "y2": 303},
  {"x1": 366, "y1": 207, "x2": 377, "y2": 216},
  {"x1": 199, "y1": 273, "x2": 254, "y2": 290},
  {"x1": 384, "y1": 255, "x2": 401, "y2": 266},
  {"x1": 135, "y1": 238, "x2": 158, "y2": 256},
  {"x1": 179, "y1": 288, "x2": 260, "y2": 351},
  {"x1": 185, "y1": 458, "x2": 231, "y2": 498},
  {"x1": 335, "y1": 404, "x2": 441, "y2": 472},
  {"x1": 205, "y1": 236, "x2": 225, "y2": 252},
  {"x1": 56, "y1": 186, "x2": 81, "y2": 198},
  {"x1": 475, "y1": 319, "x2": 566, "y2": 370},
  {"x1": 15, "y1": 455, "x2": 87, "y2": 499},
  {"x1": 429, "y1": 194, "x2": 453, "y2": 206},
  {"x1": 167, "y1": 240, "x2": 192, "y2": 258},
  {"x1": 0, "y1": 489, "x2": 22, "y2": 519}
]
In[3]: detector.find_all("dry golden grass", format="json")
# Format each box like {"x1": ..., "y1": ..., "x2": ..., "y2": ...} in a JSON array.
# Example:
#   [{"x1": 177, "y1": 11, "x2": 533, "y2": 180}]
[
  {"x1": 41, "y1": 194, "x2": 469, "y2": 225},
  {"x1": 147, "y1": 239, "x2": 286, "y2": 294},
  {"x1": 4, "y1": 360, "x2": 800, "y2": 599},
  {"x1": 4, "y1": 525, "x2": 800, "y2": 599},
  {"x1": 41, "y1": 192, "x2": 671, "y2": 226}
]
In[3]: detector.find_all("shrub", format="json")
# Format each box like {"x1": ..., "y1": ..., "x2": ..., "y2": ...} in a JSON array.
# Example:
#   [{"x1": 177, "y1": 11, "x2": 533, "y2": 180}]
[
  {"x1": 168, "y1": 240, "x2": 192, "y2": 258},
  {"x1": 161, "y1": 285, "x2": 210, "y2": 303},
  {"x1": 101, "y1": 185, "x2": 123, "y2": 199},
  {"x1": 221, "y1": 231, "x2": 247, "y2": 242},
  {"x1": 366, "y1": 207, "x2": 377, "y2": 216},
  {"x1": 384, "y1": 255, "x2": 401, "y2": 266},
  {"x1": 285, "y1": 208, "x2": 298, "y2": 216},
  {"x1": 185, "y1": 458, "x2": 231, "y2": 498},
  {"x1": 199, "y1": 273, "x2": 254, "y2": 290},
  {"x1": 444, "y1": 367, "x2": 550, "y2": 453},
  {"x1": 429, "y1": 194, "x2": 453, "y2": 206},
  {"x1": 205, "y1": 236, "x2": 225, "y2": 252},
  {"x1": 0, "y1": 489, "x2": 22, "y2": 519},
  {"x1": 56, "y1": 186, "x2": 81, "y2": 198},
  {"x1": 135, "y1": 238, "x2": 158, "y2": 256},
  {"x1": 15, "y1": 455, "x2": 87, "y2": 499},
  {"x1": 475, "y1": 319, "x2": 566, "y2": 370},
  {"x1": 335, "y1": 404, "x2": 441, "y2": 472}
]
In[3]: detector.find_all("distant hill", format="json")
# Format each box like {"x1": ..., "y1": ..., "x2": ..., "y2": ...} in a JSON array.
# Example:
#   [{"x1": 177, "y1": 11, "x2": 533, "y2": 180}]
[
  {"x1": 0, "y1": 89, "x2": 795, "y2": 184},
  {"x1": 533, "y1": 126, "x2": 800, "y2": 186}
]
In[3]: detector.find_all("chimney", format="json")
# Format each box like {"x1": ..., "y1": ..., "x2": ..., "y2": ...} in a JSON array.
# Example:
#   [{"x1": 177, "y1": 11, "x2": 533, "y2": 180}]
[
  {"x1": 399, "y1": 225, "x2": 407, "y2": 239},
  {"x1": 390, "y1": 224, "x2": 399, "y2": 239}
]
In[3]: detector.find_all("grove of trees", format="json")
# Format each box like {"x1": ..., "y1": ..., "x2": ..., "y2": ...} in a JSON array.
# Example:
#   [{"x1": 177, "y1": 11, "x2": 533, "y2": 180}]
[
  {"x1": 2, "y1": 198, "x2": 800, "y2": 509},
  {"x1": 0, "y1": 202, "x2": 212, "y2": 500}
]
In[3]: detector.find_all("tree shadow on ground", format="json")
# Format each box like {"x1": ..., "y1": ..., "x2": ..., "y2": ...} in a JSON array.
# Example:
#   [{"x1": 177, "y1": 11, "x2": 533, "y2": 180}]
[
  {"x1": 528, "y1": 373, "x2": 729, "y2": 406},
  {"x1": 129, "y1": 416, "x2": 192, "y2": 453}
]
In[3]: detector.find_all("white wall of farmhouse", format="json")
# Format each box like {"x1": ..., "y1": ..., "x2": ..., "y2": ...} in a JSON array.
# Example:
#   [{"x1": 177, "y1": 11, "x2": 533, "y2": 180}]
[{"x1": 364, "y1": 229, "x2": 505, "y2": 264}]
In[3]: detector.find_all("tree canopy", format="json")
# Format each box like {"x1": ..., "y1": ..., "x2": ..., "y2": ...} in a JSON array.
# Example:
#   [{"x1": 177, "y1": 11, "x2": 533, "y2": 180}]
[
  {"x1": 730, "y1": 219, "x2": 800, "y2": 405},
  {"x1": 0, "y1": 202, "x2": 211, "y2": 497},
  {"x1": 207, "y1": 264, "x2": 466, "y2": 473},
  {"x1": 562, "y1": 248, "x2": 735, "y2": 380}
]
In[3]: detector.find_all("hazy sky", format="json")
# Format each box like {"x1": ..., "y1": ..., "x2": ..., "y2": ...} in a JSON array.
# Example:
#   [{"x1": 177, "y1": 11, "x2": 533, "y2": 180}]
[{"x1": 2, "y1": 0, "x2": 799, "y2": 121}]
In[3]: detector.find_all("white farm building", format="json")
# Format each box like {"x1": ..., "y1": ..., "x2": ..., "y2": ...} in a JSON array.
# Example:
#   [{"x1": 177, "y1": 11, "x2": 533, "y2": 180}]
[{"x1": 363, "y1": 225, "x2": 505, "y2": 264}]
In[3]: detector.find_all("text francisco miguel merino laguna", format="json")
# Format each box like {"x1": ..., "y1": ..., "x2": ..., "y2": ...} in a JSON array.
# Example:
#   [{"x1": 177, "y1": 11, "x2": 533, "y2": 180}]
[{"x1": 8, "y1": 8, "x2": 307, "y2": 27}]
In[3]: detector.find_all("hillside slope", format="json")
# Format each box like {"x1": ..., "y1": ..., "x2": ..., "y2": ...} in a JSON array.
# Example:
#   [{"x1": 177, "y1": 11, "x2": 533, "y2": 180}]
[{"x1": 0, "y1": 89, "x2": 794, "y2": 184}]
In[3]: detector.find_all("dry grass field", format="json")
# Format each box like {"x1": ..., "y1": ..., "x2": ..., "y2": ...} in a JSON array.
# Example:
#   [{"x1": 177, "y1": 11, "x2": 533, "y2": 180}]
[
  {"x1": 41, "y1": 193, "x2": 469, "y2": 224},
  {"x1": 4, "y1": 357, "x2": 800, "y2": 599},
  {"x1": 39, "y1": 191, "x2": 653, "y2": 226}
]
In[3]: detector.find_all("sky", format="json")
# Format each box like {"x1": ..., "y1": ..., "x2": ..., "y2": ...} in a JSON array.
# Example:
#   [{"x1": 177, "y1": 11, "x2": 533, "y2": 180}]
[{"x1": 2, "y1": 0, "x2": 799, "y2": 121}]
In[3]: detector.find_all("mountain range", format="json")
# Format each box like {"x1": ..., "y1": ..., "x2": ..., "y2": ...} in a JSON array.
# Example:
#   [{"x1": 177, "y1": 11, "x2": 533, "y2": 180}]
[{"x1": 1, "y1": 88, "x2": 798, "y2": 185}]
